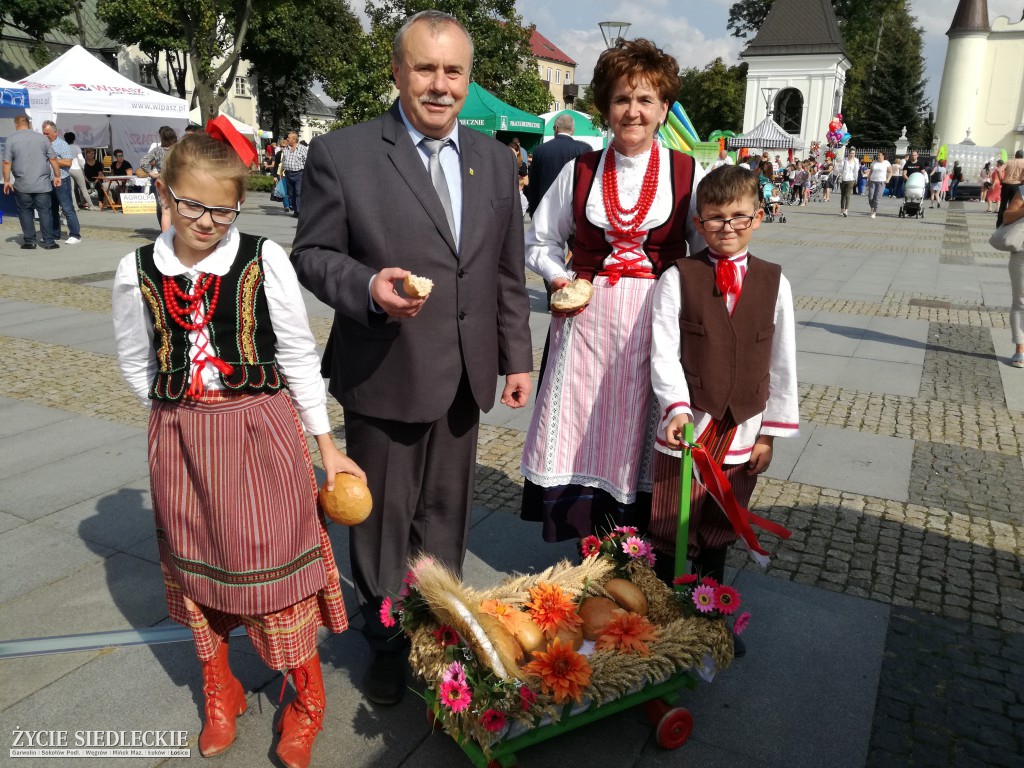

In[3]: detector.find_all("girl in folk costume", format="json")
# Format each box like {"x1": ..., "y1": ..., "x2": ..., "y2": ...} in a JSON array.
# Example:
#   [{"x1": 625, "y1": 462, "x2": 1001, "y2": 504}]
[
  {"x1": 113, "y1": 129, "x2": 364, "y2": 768},
  {"x1": 521, "y1": 38, "x2": 706, "y2": 542}
]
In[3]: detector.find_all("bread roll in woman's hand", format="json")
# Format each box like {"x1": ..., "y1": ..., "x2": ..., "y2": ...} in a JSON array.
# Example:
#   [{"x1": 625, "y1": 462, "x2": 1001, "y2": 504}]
[
  {"x1": 550, "y1": 278, "x2": 593, "y2": 312},
  {"x1": 402, "y1": 274, "x2": 433, "y2": 298}
]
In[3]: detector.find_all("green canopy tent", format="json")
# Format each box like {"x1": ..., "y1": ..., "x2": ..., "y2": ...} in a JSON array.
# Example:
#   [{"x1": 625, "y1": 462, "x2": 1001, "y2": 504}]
[{"x1": 459, "y1": 82, "x2": 543, "y2": 149}]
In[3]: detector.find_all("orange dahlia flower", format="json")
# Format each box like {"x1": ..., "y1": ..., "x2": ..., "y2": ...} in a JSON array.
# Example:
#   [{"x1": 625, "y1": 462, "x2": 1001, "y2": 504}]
[
  {"x1": 480, "y1": 598, "x2": 535, "y2": 636},
  {"x1": 526, "y1": 582, "x2": 583, "y2": 638},
  {"x1": 595, "y1": 611, "x2": 660, "y2": 656},
  {"x1": 523, "y1": 638, "x2": 592, "y2": 704}
]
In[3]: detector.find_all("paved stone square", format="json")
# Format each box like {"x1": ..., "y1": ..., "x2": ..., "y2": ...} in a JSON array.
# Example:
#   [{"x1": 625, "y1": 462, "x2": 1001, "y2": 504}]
[{"x1": 0, "y1": 193, "x2": 1021, "y2": 767}]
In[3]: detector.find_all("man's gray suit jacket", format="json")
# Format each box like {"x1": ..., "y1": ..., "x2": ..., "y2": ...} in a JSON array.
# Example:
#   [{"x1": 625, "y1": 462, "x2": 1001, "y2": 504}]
[{"x1": 290, "y1": 102, "x2": 534, "y2": 424}]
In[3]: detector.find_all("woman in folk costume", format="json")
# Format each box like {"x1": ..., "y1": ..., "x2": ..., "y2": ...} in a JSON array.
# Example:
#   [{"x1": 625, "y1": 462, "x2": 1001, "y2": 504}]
[
  {"x1": 112, "y1": 127, "x2": 364, "y2": 768},
  {"x1": 521, "y1": 38, "x2": 706, "y2": 543}
]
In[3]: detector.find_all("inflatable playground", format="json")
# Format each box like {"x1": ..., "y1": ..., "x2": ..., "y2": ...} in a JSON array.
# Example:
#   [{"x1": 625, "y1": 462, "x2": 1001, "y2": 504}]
[{"x1": 658, "y1": 102, "x2": 737, "y2": 168}]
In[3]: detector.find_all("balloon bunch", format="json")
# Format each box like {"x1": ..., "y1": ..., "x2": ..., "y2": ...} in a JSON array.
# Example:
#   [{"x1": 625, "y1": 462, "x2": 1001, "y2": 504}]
[{"x1": 825, "y1": 113, "x2": 851, "y2": 149}]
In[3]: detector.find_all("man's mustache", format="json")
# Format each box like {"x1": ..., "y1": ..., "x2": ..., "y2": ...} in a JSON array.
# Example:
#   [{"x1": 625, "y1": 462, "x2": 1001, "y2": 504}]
[{"x1": 420, "y1": 94, "x2": 455, "y2": 107}]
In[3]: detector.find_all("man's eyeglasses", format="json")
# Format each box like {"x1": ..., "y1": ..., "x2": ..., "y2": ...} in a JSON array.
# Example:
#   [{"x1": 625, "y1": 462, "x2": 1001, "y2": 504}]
[
  {"x1": 114, "y1": 154, "x2": 123, "y2": 158},
  {"x1": 699, "y1": 215, "x2": 756, "y2": 232},
  {"x1": 166, "y1": 186, "x2": 240, "y2": 225}
]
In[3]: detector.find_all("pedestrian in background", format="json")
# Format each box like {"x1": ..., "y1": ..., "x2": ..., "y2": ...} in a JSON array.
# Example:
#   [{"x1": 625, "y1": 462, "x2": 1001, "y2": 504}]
[
  {"x1": 2, "y1": 114, "x2": 61, "y2": 249},
  {"x1": 41, "y1": 120, "x2": 82, "y2": 244}
]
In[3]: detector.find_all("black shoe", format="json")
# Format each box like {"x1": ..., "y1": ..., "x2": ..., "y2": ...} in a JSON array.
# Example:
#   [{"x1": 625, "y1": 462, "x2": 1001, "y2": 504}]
[
  {"x1": 732, "y1": 632, "x2": 746, "y2": 658},
  {"x1": 363, "y1": 651, "x2": 405, "y2": 705},
  {"x1": 21, "y1": 243, "x2": 37, "y2": 250},
  {"x1": 41, "y1": 242, "x2": 60, "y2": 250},
  {"x1": 292, "y1": 212, "x2": 299, "y2": 218}
]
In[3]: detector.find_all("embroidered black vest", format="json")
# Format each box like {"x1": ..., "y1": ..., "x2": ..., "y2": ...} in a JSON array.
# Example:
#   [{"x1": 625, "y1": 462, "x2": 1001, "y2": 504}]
[{"x1": 136, "y1": 233, "x2": 286, "y2": 400}]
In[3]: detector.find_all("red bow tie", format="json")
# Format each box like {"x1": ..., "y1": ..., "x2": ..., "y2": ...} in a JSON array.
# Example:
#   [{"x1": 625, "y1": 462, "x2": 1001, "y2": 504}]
[{"x1": 715, "y1": 258, "x2": 741, "y2": 295}]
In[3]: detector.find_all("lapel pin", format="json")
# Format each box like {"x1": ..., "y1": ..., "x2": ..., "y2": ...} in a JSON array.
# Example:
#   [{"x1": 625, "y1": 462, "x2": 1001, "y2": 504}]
[{"x1": 469, "y1": 168, "x2": 474, "y2": 176}]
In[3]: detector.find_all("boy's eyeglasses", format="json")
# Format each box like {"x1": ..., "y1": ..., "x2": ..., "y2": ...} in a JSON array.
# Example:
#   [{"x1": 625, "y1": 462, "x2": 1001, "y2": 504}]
[
  {"x1": 114, "y1": 154, "x2": 123, "y2": 158},
  {"x1": 699, "y1": 215, "x2": 756, "y2": 232},
  {"x1": 166, "y1": 186, "x2": 240, "y2": 225}
]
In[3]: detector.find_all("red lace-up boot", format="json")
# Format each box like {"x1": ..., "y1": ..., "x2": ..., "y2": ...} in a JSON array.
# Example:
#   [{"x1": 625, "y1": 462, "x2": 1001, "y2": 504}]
[
  {"x1": 275, "y1": 652, "x2": 326, "y2": 768},
  {"x1": 198, "y1": 642, "x2": 247, "y2": 756}
]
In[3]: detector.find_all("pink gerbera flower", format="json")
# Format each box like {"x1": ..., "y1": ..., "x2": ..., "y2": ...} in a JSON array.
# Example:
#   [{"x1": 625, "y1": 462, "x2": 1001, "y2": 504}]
[
  {"x1": 733, "y1": 611, "x2": 752, "y2": 636},
  {"x1": 673, "y1": 573, "x2": 698, "y2": 586},
  {"x1": 439, "y1": 680, "x2": 471, "y2": 713},
  {"x1": 692, "y1": 584, "x2": 716, "y2": 614},
  {"x1": 379, "y1": 597, "x2": 395, "y2": 628},
  {"x1": 481, "y1": 708, "x2": 506, "y2": 733},
  {"x1": 646, "y1": 550, "x2": 657, "y2": 567},
  {"x1": 614, "y1": 526, "x2": 639, "y2": 535},
  {"x1": 443, "y1": 661, "x2": 467, "y2": 685},
  {"x1": 622, "y1": 536, "x2": 644, "y2": 557},
  {"x1": 580, "y1": 535, "x2": 601, "y2": 558},
  {"x1": 713, "y1": 585, "x2": 741, "y2": 616},
  {"x1": 519, "y1": 685, "x2": 537, "y2": 711}
]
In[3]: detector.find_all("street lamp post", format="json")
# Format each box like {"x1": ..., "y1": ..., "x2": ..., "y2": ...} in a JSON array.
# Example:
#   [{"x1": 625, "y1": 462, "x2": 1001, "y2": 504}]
[{"x1": 598, "y1": 21, "x2": 631, "y2": 49}]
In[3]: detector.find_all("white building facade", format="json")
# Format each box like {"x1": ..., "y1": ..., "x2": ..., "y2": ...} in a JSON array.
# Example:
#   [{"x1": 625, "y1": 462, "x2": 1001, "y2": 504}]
[{"x1": 934, "y1": 0, "x2": 1024, "y2": 153}]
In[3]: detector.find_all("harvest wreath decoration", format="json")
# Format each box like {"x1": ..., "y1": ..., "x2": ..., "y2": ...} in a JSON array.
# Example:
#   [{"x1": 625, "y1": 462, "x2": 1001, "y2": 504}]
[{"x1": 382, "y1": 529, "x2": 740, "y2": 756}]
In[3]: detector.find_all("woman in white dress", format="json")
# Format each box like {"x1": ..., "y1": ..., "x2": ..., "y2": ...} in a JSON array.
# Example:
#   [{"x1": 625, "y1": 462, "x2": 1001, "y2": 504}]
[{"x1": 520, "y1": 38, "x2": 706, "y2": 543}]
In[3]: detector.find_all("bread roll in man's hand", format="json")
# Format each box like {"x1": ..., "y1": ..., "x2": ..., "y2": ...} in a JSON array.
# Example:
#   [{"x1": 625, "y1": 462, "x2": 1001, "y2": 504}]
[{"x1": 402, "y1": 274, "x2": 433, "y2": 298}]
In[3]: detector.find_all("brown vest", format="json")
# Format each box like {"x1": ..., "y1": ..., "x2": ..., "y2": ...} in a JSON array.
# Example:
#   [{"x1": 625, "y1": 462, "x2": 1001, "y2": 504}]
[
  {"x1": 569, "y1": 148, "x2": 696, "y2": 280},
  {"x1": 676, "y1": 249, "x2": 781, "y2": 424}
]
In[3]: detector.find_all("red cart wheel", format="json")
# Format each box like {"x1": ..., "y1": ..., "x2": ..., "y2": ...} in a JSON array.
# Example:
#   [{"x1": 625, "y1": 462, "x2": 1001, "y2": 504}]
[
  {"x1": 488, "y1": 761, "x2": 516, "y2": 768},
  {"x1": 655, "y1": 707, "x2": 693, "y2": 749},
  {"x1": 642, "y1": 698, "x2": 672, "y2": 725}
]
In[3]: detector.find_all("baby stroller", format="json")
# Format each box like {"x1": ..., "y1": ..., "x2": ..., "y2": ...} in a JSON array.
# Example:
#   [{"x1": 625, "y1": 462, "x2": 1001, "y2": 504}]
[
  {"x1": 807, "y1": 173, "x2": 823, "y2": 202},
  {"x1": 899, "y1": 172, "x2": 926, "y2": 218},
  {"x1": 762, "y1": 182, "x2": 786, "y2": 223}
]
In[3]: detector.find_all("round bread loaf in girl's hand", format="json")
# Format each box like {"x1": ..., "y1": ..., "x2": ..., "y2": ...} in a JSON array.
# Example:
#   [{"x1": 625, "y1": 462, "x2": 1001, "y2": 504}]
[
  {"x1": 402, "y1": 273, "x2": 433, "y2": 298},
  {"x1": 549, "y1": 278, "x2": 593, "y2": 312},
  {"x1": 319, "y1": 473, "x2": 373, "y2": 526}
]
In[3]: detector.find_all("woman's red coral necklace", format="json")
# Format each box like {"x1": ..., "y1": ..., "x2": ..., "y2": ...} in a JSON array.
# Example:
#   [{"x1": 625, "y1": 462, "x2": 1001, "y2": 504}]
[{"x1": 602, "y1": 146, "x2": 660, "y2": 232}]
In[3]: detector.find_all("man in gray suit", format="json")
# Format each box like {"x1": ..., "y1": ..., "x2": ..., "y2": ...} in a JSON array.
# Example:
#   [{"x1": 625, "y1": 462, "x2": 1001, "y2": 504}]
[{"x1": 291, "y1": 10, "x2": 533, "y2": 705}]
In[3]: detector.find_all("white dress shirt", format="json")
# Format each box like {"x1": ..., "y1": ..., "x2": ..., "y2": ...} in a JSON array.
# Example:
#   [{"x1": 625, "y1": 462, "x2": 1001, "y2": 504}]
[
  {"x1": 524, "y1": 145, "x2": 706, "y2": 283},
  {"x1": 650, "y1": 254, "x2": 800, "y2": 463},
  {"x1": 112, "y1": 226, "x2": 332, "y2": 435}
]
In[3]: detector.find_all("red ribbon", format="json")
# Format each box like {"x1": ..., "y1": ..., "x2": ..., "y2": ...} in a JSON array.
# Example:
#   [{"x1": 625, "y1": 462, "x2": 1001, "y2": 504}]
[
  {"x1": 687, "y1": 441, "x2": 791, "y2": 557},
  {"x1": 715, "y1": 258, "x2": 740, "y2": 295}
]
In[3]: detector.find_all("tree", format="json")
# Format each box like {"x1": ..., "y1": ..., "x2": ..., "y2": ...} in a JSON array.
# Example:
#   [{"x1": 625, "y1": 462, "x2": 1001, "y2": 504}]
[
  {"x1": 677, "y1": 58, "x2": 747, "y2": 139},
  {"x1": 342, "y1": 0, "x2": 551, "y2": 123},
  {"x1": 96, "y1": 0, "x2": 189, "y2": 99},
  {"x1": 242, "y1": 0, "x2": 363, "y2": 137},
  {"x1": 0, "y1": 0, "x2": 76, "y2": 66},
  {"x1": 99, "y1": 0, "x2": 256, "y2": 122}
]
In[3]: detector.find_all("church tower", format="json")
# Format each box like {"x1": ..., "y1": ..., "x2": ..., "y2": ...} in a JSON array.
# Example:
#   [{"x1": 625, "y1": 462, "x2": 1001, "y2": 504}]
[
  {"x1": 934, "y1": 0, "x2": 991, "y2": 147},
  {"x1": 739, "y1": 0, "x2": 850, "y2": 153}
]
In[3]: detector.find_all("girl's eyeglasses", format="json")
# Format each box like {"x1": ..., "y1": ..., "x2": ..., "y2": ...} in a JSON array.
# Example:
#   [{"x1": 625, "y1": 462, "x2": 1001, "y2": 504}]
[{"x1": 166, "y1": 186, "x2": 240, "y2": 225}]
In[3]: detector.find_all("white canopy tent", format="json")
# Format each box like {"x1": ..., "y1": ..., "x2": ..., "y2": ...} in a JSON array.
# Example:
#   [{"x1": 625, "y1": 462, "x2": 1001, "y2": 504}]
[
  {"x1": 0, "y1": 76, "x2": 52, "y2": 138},
  {"x1": 19, "y1": 45, "x2": 187, "y2": 165}
]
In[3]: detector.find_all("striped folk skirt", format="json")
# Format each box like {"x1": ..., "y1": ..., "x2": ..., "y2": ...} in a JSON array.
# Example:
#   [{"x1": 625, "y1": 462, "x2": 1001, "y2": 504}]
[
  {"x1": 649, "y1": 450, "x2": 759, "y2": 561},
  {"x1": 521, "y1": 276, "x2": 660, "y2": 536},
  {"x1": 149, "y1": 390, "x2": 347, "y2": 670}
]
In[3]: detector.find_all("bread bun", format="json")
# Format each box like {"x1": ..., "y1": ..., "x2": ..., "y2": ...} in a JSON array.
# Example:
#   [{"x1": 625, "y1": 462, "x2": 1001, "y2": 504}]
[
  {"x1": 578, "y1": 597, "x2": 621, "y2": 640},
  {"x1": 512, "y1": 616, "x2": 546, "y2": 657},
  {"x1": 403, "y1": 273, "x2": 434, "y2": 298},
  {"x1": 489, "y1": 623, "x2": 524, "y2": 665},
  {"x1": 319, "y1": 474, "x2": 373, "y2": 526},
  {"x1": 604, "y1": 578, "x2": 648, "y2": 616},
  {"x1": 550, "y1": 625, "x2": 584, "y2": 651},
  {"x1": 550, "y1": 278, "x2": 593, "y2": 312}
]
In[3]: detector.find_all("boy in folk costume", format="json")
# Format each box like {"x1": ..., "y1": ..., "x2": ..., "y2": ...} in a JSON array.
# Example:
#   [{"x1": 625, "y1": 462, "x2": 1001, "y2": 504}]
[
  {"x1": 648, "y1": 165, "x2": 799, "y2": 650},
  {"x1": 113, "y1": 127, "x2": 364, "y2": 768}
]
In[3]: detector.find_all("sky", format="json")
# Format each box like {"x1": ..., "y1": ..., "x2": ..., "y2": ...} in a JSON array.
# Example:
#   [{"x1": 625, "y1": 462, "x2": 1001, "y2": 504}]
[{"x1": 515, "y1": 0, "x2": 1023, "y2": 116}]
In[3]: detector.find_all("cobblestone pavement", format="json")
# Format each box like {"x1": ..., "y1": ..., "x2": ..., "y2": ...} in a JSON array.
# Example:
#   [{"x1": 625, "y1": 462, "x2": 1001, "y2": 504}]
[{"x1": 1, "y1": 199, "x2": 1021, "y2": 766}]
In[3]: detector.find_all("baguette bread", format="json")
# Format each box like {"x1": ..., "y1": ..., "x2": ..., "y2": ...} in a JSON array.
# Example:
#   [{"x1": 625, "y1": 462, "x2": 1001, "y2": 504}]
[
  {"x1": 550, "y1": 278, "x2": 594, "y2": 312},
  {"x1": 403, "y1": 273, "x2": 434, "y2": 298}
]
